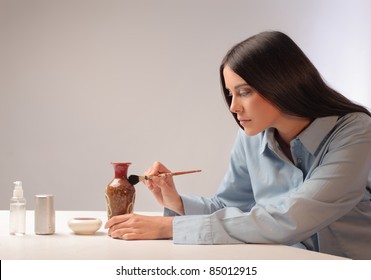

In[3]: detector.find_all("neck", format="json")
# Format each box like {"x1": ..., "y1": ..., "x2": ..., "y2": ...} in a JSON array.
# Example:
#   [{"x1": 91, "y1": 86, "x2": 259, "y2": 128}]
[{"x1": 275, "y1": 116, "x2": 312, "y2": 145}]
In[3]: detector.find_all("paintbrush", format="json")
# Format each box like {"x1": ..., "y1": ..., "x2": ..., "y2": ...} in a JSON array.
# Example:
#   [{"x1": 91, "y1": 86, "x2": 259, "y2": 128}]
[{"x1": 128, "y1": 169, "x2": 202, "y2": 185}]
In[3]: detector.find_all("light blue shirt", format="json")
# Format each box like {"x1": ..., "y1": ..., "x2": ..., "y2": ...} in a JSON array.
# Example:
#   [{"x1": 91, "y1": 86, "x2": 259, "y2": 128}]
[{"x1": 166, "y1": 112, "x2": 371, "y2": 259}]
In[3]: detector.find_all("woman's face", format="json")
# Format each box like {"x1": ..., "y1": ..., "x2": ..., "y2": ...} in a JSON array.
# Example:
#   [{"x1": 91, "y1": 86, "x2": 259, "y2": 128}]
[{"x1": 223, "y1": 65, "x2": 282, "y2": 136}]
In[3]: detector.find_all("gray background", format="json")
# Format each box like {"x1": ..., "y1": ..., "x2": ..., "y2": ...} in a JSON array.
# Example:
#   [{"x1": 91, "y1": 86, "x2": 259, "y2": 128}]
[{"x1": 1, "y1": 0, "x2": 370, "y2": 212}]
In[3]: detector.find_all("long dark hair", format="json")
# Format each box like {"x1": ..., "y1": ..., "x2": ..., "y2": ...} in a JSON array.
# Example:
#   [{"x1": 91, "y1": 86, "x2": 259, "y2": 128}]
[{"x1": 220, "y1": 31, "x2": 371, "y2": 127}]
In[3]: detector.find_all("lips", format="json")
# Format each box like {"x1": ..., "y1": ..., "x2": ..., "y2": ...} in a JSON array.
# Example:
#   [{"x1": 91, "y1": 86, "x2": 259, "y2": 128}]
[{"x1": 238, "y1": 117, "x2": 251, "y2": 125}]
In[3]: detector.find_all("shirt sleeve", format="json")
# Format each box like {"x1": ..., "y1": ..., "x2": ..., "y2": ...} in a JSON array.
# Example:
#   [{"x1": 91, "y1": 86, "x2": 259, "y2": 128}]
[
  {"x1": 171, "y1": 130, "x2": 257, "y2": 244},
  {"x1": 172, "y1": 114, "x2": 371, "y2": 245},
  {"x1": 182, "y1": 129, "x2": 256, "y2": 215}
]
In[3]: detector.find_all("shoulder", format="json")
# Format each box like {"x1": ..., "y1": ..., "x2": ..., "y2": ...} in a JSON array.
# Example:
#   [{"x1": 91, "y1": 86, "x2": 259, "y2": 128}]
[
  {"x1": 336, "y1": 112, "x2": 371, "y2": 132},
  {"x1": 330, "y1": 112, "x2": 371, "y2": 146},
  {"x1": 339, "y1": 112, "x2": 371, "y2": 123}
]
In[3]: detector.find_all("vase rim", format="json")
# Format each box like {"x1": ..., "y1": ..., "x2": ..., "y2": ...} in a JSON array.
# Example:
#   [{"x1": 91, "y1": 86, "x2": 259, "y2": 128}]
[{"x1": 111, "y1": 162, "x2": 131, "y2": 165}]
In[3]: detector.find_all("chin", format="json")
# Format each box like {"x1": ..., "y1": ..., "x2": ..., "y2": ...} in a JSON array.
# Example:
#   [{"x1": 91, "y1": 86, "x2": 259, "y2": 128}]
[{"x1": 243, "y1": 128, "x2": 261, "y2": 136}]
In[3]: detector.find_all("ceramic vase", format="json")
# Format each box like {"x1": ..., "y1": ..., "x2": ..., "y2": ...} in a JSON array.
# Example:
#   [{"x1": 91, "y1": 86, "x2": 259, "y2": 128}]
[{"x1": 105, "y1": 162, "x2": 136, "y2": 219}]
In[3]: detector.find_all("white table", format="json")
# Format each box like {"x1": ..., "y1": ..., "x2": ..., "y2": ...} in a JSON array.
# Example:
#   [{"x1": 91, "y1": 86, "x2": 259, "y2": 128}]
[{"x1": 0, "y1": 210, "x2": 346, "y2": 260}]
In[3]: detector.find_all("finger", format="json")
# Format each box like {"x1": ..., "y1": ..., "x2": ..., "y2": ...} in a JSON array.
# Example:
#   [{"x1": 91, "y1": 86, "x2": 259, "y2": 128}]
[
  {"x1": 151, "y1": 175, "x2": 174, "y2": 189},
  {"x1": 121, "y1": 232, "x2": 141, "y2": 240},
  {"x1": 144, "y1": 162, "x2": 172, "y2": 185},
  {"x1": 144, "y1": 166, "x2": 157, "y2": 177},
  {"x1": 104, "y1": 214, "x2": 130, "y2": 229},
  {"x1": 109, "y1": 225, "x2": 145, "y2": 239},
  {"x1": 153, "y1": 161, "x2": 171, "y2": 174},
  {"x1": 110, "y1": 228, "x2": 134, "y2": 239},
  {"x1": 143, "y1": 178, "x2": 158, "y2": 192},
  {"x1": 145, "y1": 161, "x2": 162, "y2": 177},
  {"x1": 104, "y1": 216, "x2": 118, "y2": 229},
  {"x1": 143, "y1": 177, "x2": 155, "y2": 187}
]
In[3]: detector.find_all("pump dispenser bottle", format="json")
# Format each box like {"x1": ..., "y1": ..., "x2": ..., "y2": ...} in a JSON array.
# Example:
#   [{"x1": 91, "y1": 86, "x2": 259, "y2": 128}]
[{"x1": 9, "y1": 181, "x2": 26, "y2": 235}]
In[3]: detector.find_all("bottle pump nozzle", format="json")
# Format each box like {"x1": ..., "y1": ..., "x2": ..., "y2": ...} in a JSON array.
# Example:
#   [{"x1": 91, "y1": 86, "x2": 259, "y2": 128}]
[{"x1": 13, "y1": 181, "x2": 24, "y2": 198}]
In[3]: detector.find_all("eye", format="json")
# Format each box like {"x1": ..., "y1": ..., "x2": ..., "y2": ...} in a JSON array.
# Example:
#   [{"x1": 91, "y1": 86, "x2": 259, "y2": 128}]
[{"x1": 238, "y1": 88, "x2": 252, "y2": 97}]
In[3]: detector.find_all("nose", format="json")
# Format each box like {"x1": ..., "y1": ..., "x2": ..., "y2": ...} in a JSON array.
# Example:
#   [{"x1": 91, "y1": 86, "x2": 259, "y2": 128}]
[{"x1": 229, "y1": 96, "x2": 242, "y2": 113}]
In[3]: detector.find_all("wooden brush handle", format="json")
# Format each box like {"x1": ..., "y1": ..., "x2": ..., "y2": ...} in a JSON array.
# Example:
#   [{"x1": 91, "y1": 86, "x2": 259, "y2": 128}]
[{"x1": 154, "y1": 169, "x2": 202, "y2": 179}]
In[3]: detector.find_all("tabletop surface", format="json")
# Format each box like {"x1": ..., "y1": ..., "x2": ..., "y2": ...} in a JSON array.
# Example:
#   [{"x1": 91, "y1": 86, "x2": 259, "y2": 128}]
[{"x1": 0, "y1": 210, "x2": 346, "y2": 260}]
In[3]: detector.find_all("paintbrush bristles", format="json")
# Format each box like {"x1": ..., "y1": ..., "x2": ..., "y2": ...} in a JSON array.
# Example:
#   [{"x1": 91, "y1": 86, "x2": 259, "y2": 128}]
[{"x1": 127, "y1": 175, "x2": 147, "y2": 185}]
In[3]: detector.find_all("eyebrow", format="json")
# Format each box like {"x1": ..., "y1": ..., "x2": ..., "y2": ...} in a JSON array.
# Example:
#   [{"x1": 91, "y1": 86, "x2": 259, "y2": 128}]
[
  {"x1": 226, "y1": 83, "x2": 250, "y2": 91},
  {"x1": 234, "y1": 83, "x2": 249, "y2": 90}
]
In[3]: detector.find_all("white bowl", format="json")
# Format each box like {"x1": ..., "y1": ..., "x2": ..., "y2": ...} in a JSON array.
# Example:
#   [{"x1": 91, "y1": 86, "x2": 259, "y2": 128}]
[{"x1": 68, "y1": 217, "x2": 102, "y2": 235}]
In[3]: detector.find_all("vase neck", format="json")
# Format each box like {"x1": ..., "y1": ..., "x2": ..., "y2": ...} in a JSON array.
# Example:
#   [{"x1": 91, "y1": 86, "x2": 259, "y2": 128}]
[{"x1": 112, "y1": 163, "x2": 130, "y2": 179}]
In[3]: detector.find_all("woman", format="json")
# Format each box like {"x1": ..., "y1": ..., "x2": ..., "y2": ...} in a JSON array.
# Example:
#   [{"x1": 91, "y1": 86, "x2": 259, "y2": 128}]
[{"x1": 105, "y1": 31, "x2": 371, "y2": 259}]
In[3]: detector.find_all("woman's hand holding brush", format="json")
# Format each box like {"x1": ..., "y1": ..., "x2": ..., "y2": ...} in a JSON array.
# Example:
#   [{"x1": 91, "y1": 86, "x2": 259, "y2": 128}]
[{"x1": 143, "y1": 161, "x2": 186, "y2": 215}]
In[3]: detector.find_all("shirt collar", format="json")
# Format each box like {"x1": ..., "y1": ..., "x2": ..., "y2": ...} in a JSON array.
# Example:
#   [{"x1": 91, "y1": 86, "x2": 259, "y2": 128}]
[
  {"x1": 297, "y1": 115, "x2": 339, "y2": 154},
  {"x1": 259, "y1": 116, "x2": 339, "y2": 155},
  {"x1": 259, "y1": 128, "x2": 275, "y2": 154}
]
